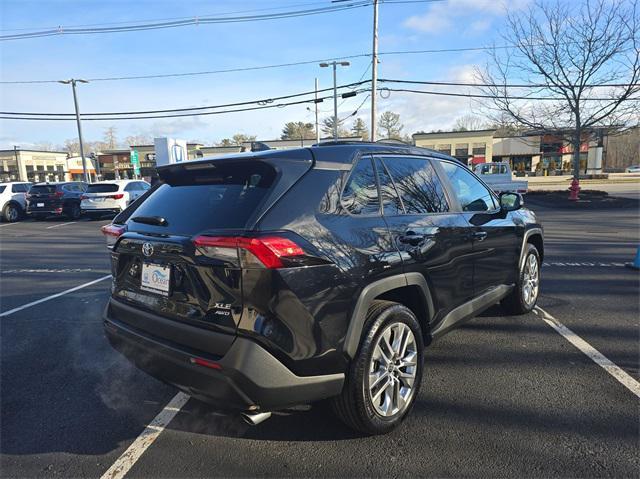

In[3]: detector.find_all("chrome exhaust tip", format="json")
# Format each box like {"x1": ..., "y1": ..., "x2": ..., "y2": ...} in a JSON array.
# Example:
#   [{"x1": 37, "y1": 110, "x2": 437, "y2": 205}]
[{"x1": 241, "y1": 411, "x2": 272, "y2": 426}]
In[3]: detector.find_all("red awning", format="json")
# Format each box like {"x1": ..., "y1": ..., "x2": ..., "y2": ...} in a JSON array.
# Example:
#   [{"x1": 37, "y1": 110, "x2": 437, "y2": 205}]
[{"x1": 471, "y1": 156, "x2": 486, "y2": 165}]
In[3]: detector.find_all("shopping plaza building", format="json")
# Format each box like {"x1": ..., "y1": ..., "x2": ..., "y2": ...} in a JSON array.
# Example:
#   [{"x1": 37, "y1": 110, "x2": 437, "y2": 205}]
[
  {"x1": 413, "y1": 127, "x2": 639, "y2": 175},
  {"x1": 1, "y1": 128, "x2": 636, "y2": 183}
]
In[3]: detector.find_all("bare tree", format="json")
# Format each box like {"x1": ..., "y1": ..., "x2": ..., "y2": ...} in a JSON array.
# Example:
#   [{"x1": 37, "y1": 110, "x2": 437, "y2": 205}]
[
  {"x1": 321, "y1": 117, "x2": 348, "y2": 138},
  {"x1": 476, "y1": 0, "x2": 639, "y2": 186},
  {"x1": 281, "y1": 121, "x2": 316, "y2": 140},
  {"x1": 103, "y1": 126, "x2": 117, "y2": 149},
  {"x1": 351, "y1": 118, "x2": 369, "y2": 140},
  {"x1": 377, "y1": 111, "x2": 404, "y2": 140},
  {"x1": 452, "y1": 114, "x2": 486, "y2": 132}
]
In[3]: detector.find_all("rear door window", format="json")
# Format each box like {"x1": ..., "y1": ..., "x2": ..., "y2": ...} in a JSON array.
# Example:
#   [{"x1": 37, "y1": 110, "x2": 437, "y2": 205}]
[
  {"x1": 126, "y1": 162, "x2": 276, "y2": 236},
  {"x1": 87, "y1": 184, "x2": 119, "y2": 193},
  {"x1": 341, "y1": 157, "x2": 380, "y2": 216},
  {"x1": 0, "y1": 186, "x2": 6, "y2": 194},
  {"x1": 375, "y1": 158, "x2": 404, "y2": 216},
  {"x1": 380, "y1": 156, "x2": 449, "y2": 214}
]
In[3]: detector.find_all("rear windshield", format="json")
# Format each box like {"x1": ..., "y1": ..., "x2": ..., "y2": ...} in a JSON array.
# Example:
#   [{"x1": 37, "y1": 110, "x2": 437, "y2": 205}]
[
  {"x1": 87, "y1": 183, "x2": 119, "y2": 193},
  {"x1": 30, "y1": 185, "x2": 58, "y2": 194},
  {"x1": 126, "y1": 162, "x2": 276, "y2": 236}
]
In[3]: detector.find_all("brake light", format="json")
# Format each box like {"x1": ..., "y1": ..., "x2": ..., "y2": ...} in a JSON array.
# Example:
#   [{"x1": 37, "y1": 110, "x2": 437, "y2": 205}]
[
  {"x1": 193, "y1": 235, "x2": 305, "y2": 269},
  {"x1": 54, "y1": 191, "x2": 64, "y2": 198},
  {"x1": 189, "y1": 357, "x2": 222, "y2": 370},
  {"x1": 109, "y1": 193, "x2": 125, "y2": 200},
  {"x1": 101, "y1": 224, "x2": 126, "y2": 249}
]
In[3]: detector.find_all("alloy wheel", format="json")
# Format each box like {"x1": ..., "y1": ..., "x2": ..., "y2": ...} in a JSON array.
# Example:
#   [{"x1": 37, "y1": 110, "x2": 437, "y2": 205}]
[
  {"x1": 6, "y1": 205, "x2": 18, "y2": 222},
  {"x1": 522, "y1": 253, "x2": 539, "y2": 307},
  {"x1": 367, "y1": 322, "x2": 418, "y2": 418}
]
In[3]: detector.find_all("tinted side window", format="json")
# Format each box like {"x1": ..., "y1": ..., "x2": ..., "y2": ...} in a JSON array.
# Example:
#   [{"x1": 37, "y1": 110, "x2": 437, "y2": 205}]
[
  {"x1": 381, "y1": 157, "x2": 449, "y2": 214},
  {"x1": 12, "y1": 184, "x2": 27, "y2": 193},
  {"x1": 341, "y1": 158, "x2": 380, "y2": 216},
  {"x1": 440, "y1": 161, "x2": 497, "y2": 212},
  {"x1": 375, "y1": 158, "x2": 404, "y2": 216}
]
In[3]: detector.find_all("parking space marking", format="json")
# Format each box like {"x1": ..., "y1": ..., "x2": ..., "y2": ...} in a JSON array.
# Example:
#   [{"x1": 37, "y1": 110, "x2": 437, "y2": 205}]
[
  {"x1": 46, "y1": 221, "x2": 77, "y2": 229},
  {"x1": 0, "y1": 222, "x2": 19, "y2": 228},
  {"x1": 535, "y1": 307, "x2": 640, "y2": 399},
  {"x1": 100, "y1": 392, "x2": 189, "y2": 479},
  {"x1": 542, "y1": 261, "x2": 627, "y2": 267},
  {"x1": 0, "y1": 274, "x2": 111, "y2": 318}
]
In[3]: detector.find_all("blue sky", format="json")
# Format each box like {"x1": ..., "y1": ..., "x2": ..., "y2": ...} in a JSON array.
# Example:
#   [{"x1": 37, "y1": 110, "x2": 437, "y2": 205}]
[{"x1": 0, "y1": 0, "x2": 528, "y2": 149}]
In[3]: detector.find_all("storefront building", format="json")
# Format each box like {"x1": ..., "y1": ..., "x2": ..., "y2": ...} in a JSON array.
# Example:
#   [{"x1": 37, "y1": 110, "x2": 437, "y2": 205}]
[
  {"x1": 412, "y1": 130, "x2": 495, "y2": 166},
  {"x1": 0, "y1": 149, "x2": 69, "y2": 183}
]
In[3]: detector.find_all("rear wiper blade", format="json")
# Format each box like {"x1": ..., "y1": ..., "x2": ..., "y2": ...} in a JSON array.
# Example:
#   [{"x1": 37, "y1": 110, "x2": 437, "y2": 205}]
[{"x1": 131, "y1": 215, "x2": 168, "y2": 226}]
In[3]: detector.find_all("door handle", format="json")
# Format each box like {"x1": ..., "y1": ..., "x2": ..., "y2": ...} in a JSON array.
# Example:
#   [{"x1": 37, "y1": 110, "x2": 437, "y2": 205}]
[
  {"x1": 473, "y1": 231, "x2": 488, "y2": 242},
  {"x1": 399, "y1": 232, "x2": 426, "y2": 246}
]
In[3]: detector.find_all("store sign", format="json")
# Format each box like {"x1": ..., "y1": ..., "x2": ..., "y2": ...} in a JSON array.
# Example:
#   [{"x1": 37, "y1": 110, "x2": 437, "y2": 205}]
[{"x1": 155, "y1": 138, "x2": 188, "y2": 167}]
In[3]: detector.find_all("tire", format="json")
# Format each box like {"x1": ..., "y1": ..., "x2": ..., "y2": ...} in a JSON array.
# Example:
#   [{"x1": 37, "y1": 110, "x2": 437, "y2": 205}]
[
  {"x1": 331, "y1": 300, "x2": 424, "y2": 435},
  {"x1": 2, "y1": 203, "x2": 20, "y2": 222},
  {"x1": 68, "y1": 203, "x2": 81, "y2": 220},
  {"x1": 501, "y1": 244, "x2": 541, "y2": 315}
]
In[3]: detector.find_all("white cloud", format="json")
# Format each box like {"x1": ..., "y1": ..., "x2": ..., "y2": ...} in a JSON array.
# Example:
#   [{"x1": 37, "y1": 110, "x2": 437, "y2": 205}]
[{"x1": 404, "y1": 0, "x2": 530, "y2": 35}]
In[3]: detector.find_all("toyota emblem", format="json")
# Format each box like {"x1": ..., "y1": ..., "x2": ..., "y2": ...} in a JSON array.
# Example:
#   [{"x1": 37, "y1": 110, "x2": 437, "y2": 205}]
[{"x1": 142, "y1": 243, "x2": 154, "y2": 257}]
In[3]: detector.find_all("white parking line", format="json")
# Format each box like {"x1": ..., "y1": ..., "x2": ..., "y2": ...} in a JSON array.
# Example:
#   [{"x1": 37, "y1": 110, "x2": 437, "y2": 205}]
[
  {"x1": 0, "y1": 222, "x2": 19, "y2": 228},
  {"x1": 535, "y1": 307, "x2": 640, "y2": 399},
  {"x1": 46, "y1": 221, "x2": 77, "y2": 229},
  {"x1": 100, "y1": 392, "x2": 190, "y2": 479},
  {"x1": 0, "y1": 275, "x2": 111, "y2": 318}
]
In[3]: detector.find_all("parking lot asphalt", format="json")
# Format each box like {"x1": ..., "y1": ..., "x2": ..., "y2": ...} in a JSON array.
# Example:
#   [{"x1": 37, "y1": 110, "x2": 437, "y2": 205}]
[{"x1": 1, "y1": 207, "x2": 638, "y2": 478}]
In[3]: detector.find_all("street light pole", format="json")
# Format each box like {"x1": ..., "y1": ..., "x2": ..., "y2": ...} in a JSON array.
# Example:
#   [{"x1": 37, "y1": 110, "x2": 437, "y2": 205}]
[
  {"x1": 319, "y1": 61, "x2": 350, "y2": 141},
  {"x1": 371, "y1": 0, "x2": 379, "y2": 142},
  {"x1": 59, "y1": 79, "x2": 90, "y2": 183}
]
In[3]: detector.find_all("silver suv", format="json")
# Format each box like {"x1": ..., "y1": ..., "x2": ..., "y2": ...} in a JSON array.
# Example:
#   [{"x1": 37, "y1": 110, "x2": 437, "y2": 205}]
[{"x1": 0, "y1": 182, "x2": 31, "y2": 222}]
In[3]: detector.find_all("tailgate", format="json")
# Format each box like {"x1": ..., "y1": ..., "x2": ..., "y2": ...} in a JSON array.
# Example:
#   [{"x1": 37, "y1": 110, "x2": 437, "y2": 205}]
[{"x1": 108, "y1": 153, "x2": 313, "y2": 355}]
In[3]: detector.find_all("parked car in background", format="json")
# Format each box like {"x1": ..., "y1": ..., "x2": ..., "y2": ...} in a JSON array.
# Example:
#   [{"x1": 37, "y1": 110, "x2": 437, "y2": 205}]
[
  {"x1": 0, "y1": 182, "x2": 31, "y2": 222},
  {"x1": 101, "y1": 143, "x2": 543, "y2": 435},
  {"x1": 26, "y1": 182, "x2": 87, "y2": 220},
  {"x1": 81, "y1": 180, "x2": 150, "y2": 219},
  {"x1": 625, "y1": 165, "x2": 640, "y2": 173},
  {"x1": 473, "y1": 162, "x2": 528, "y2": 194}
]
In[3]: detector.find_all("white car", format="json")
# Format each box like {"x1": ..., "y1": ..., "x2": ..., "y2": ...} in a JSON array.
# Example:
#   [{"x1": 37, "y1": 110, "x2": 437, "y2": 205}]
[
  {"x1": 473, "y1": 162, "x2": 528, "y2": 194},
  {"x1": 81, "y1": 180, "x2": 150, "y2": 219},
  {"x1": 0, "y1": 182, "x2": 31, "y2": 222},
  {"x1": 625, "y1": 165, "x2": 640, "y2": 173}
]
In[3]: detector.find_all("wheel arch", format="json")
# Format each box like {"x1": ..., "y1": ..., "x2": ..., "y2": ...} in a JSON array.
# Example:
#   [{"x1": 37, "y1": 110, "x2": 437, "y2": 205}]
[
  {"x1": 343, "y1": 273, "x2": 435, "y2": 359},
  {"x1": 519, "y1": 227, "x2": 544, "y2": 269}
]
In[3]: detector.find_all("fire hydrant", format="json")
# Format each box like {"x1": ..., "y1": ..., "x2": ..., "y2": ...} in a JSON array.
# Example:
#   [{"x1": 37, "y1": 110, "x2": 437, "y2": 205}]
[{"x1": 568, "y1": 177, "x2": 580, "y2": 201}]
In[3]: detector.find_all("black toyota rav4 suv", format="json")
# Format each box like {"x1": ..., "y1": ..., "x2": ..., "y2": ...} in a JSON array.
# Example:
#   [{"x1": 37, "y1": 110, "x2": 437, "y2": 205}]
[{"x1": 102, "y1": 143, "x2": 543, "y2": 434}]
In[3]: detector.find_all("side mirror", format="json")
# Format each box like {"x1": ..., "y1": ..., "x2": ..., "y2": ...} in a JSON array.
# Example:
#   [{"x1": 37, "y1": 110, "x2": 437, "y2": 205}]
[{"x1": 499, "y1": 192, "x2": 523, "y2": 212}]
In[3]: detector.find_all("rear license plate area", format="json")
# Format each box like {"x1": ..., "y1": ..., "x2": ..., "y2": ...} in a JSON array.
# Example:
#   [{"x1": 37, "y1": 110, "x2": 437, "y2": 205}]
[{"x1": 140, "y1": 263, "x2": 171, "y2": 296}]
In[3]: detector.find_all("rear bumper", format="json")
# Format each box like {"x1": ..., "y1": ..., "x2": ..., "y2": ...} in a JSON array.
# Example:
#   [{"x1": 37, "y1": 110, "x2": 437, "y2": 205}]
[
  {"x1": 81, "y1": 206, "x2": 120, "y2": 213},
  {"x1": 103, "y1": 299, "x2": 344, "y2": 411}
]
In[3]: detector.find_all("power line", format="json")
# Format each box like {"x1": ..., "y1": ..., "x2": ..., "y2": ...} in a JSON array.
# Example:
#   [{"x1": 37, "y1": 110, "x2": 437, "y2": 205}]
[
  {"x1": 380, "y1": 87, "x2": 640, "y2": 101},
  {"x1": 0, "y1": 89, "x2": 371, "y2": 121},
  {"x1": 4, "y1": 1, "x2": 448, "y2": 41},
  {"x1": 379, "y1": 78, "x2": 640, "y2": 88},
  {"x1": 0, "y1": 0, "x2": 441, "y2": 35},
  {"x1": 0, "y1": 80, "x2": 370, "y2": 117}
]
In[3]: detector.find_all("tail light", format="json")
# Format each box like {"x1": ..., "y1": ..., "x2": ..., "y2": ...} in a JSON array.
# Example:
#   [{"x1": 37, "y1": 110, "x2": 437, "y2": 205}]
[
  {"x1": 193, "y1": 235, "x2": 305, "y2": 269},
  {"x1": 80, "y1": 195, "x2": 88, "y2": 200},
  {"x1": 54, "y1": 191, "x2": 64, "y2": 198},
  {"x1": 101, "y1": 224, "x2": 126, "y2": 249},
  {"x1": 108, "y1": 193, "x2": 125, "y2": 200}
]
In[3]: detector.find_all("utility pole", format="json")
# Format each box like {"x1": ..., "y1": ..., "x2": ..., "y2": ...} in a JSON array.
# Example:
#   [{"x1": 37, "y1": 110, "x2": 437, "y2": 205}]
[
  {"x1": 371, "y1": 0, "x2": 379, "y2": 142},
  {"x1": 319, "y1": 61, "x2": 350, "y2": 141},
  {"x1": 59, "y1": 79, "x2": 90, "y2": 183},
  {"x1": 314, "y1": 78, "x2": 320, "y2": 144}
]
